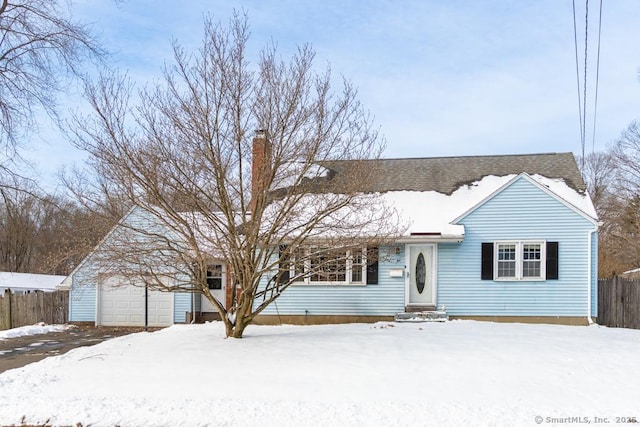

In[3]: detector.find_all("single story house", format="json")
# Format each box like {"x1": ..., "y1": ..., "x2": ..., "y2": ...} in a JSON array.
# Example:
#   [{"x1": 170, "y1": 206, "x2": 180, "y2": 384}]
[
  {"x1": 66, "y1": 145, "x2": 598, "y2": 327},
  {"x1": 0, "y1": 272, "x2": 68, "y2": 294}
]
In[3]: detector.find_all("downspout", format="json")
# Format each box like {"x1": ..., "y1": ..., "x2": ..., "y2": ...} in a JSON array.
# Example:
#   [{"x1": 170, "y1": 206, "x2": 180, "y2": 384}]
[
  {"x1": 68, "y1": 277, "x2": 72, "y2": 324},
  {"x1": 144, "y1": 284, "x2": 149, "y2": 331},
  {"x1": 587, "y1": 227, "x2": 599, "y2": 325},
  {"x1": 191, "y1": 285, "x2": 196, "y2": 324}
]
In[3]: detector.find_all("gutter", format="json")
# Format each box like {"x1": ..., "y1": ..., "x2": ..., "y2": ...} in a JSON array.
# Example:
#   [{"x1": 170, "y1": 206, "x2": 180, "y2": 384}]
[
  {"x1": 144, "y1": 285, "x2": 149, "y2": 331},
  {"x1": 586, "y1": 225, "x2": 600, "y2": 325},
  {"x1": 191, "y1": 286, "x2": 196, "y2": 324},
  {"x1": 397, "y1": 233, "x2": 465, "y2": 244}
]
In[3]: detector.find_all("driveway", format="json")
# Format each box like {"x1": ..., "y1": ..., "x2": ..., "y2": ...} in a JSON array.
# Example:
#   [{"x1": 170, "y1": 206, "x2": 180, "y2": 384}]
[{"x1": 0, "y1": 326, "x2": 148, "y2": 374}]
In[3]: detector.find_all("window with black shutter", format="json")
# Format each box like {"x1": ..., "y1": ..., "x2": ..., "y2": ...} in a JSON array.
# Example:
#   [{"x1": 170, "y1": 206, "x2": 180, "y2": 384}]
[{"x1": 482, "y1": 241, "x2": 558, "y2": 281}]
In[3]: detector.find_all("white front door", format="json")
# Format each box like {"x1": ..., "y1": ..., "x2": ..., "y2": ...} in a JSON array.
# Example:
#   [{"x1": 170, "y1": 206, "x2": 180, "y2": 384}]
[
  {"x1": 407, "y1": 245, "x2": 436, "y2": 306},
  {"x1": 201, "y1": 264, "x2": 226, "y2": 312}
]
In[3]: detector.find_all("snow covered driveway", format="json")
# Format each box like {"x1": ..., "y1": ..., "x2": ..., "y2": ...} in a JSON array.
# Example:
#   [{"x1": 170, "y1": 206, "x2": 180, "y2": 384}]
[
  {"x1": 0, "y1": 320, "x2": 638, "y2": 426},
  {"x1": 0, "y1": 324, "x2": 147, "y2": 374}
]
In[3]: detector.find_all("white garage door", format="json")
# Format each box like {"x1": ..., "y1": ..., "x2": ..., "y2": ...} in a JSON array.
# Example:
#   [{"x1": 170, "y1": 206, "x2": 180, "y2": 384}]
[{"x1": 99, "y1": 276, "x2": 174, "y2": 327}]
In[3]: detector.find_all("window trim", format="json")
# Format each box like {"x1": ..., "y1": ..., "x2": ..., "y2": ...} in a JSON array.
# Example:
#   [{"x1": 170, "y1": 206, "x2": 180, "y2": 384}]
[
  {"x1": 493, "y1": 241, "x2": 546, "y2": 281},
  {"x1": 290, "y1": 247, "x2": 368, "y2": 286}
]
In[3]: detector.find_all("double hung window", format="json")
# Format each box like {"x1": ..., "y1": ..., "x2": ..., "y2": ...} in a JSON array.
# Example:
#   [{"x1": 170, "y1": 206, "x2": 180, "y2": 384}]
[
  {"x1": 206, "y1": 265, "x2": 223, "y2": 289},
  {"x1": 494, "y1": 241, "x2": 545, "y2": 280}
]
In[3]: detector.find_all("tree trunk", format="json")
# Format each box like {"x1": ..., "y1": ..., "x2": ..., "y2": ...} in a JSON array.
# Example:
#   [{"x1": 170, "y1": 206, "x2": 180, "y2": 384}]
[
  {"x1": 229, "y1": 319, "x2": 249, "y2": 338},
  {"x1": 223, "y1": 293, "x2": 254, "y2": 338}
]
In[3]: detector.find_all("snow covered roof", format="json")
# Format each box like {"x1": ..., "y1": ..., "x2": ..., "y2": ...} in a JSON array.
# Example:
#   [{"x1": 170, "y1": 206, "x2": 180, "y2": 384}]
[
  {"x1": 378, "y1": 173, "x2": 596, "y2": 238},
  {"x1": 281, "y1": 153, "x2": 596, "y2": 238},
  {"x1": 380, "y1": 175, "x2": 513, "y2": 237},
  {"x1": 0, "y1": 272, "x2": 67, "y2": 292}
]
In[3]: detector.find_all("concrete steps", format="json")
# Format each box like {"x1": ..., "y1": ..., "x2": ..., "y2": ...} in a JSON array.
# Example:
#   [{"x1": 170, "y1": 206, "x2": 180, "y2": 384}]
[{"x1": 394, "y1": 310, "x2": 448, "y2": 322}]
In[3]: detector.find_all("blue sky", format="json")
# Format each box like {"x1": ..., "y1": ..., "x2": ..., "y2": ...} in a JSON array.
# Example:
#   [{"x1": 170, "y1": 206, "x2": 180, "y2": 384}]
[{"x1": 27, "y1": 0, "x2": 640, "y2": 182}]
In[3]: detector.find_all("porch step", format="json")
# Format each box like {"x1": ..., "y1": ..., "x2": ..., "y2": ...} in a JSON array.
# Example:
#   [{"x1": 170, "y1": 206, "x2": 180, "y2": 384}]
[
  {"x1": 394, "y1": 311, "x2": 449, "y2": 323},
  {"x1": 404, "y1": 305, "x2": 437, "y2": 313}
]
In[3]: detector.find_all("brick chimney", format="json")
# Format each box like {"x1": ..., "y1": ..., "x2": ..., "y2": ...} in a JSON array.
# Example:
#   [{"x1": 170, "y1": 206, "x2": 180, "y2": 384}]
[{"x1": 250, "y1": 129, "x2": 272, "y2": 213}]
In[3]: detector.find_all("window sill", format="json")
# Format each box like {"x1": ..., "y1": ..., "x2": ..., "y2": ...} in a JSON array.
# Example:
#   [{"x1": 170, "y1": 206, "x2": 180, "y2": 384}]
[{"x1": 493, "y1": 277, "x2": 546, "y2": 282}]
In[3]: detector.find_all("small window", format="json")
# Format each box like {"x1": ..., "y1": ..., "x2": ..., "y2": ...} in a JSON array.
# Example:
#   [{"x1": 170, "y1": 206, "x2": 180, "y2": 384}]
[
  {"x1": 494, "y1": 241, "x2": 545, "y2": 281},
  {"x1": 206, "y1": 265, "x2": 223, "y2": 290}
]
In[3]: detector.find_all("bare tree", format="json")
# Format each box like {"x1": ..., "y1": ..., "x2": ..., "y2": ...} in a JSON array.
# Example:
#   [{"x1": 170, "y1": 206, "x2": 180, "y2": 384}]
[
  {"x1": 0, "y1": 0, "x2": 102, "y2": 176},
  {"x1": 0, "y1": 186, "x2": 38, "y2": 271},
  {"x1": 68, "y1": 13, "x2": 401, "y2": 338},
  {"x1": 612, "y1": 121, "x2": 640, "y2": 198},
  {"x1": 578, "y1": 151, "x2": 616, "y2": 212},
  {"x1": 577, "y1": 150, "x2": 622, "y2": 276},
  {"x1": 0, "y1": 177, "x2": 110, "y2": 274},
  {"x1": 597, "y1": 121, "x2": 640, "y2": 275}
]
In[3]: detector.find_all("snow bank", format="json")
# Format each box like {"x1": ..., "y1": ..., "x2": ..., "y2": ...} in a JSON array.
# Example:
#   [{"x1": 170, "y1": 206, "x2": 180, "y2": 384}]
[
  {"x1": 0, "y1": 321, "x2": 638, "y2": 426},
  {"x1": 0, "y1": 323, "x2": 73, "y2": 340}
]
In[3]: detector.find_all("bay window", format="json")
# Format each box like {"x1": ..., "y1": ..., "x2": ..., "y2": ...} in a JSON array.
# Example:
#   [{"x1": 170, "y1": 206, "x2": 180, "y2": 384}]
[{"x1": 283, "y1": 247, "x2": 369, "y2": 285}]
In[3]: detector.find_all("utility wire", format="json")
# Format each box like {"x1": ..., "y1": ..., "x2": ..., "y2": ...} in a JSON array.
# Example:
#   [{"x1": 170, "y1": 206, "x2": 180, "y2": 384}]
[
  {"x1": 572, "y1": 0, "x2": 585, "y2": 167},
  {"x1": 581, "y1": 0, "x2": 589, "y2": 162},
  {"x1": 591, "y1": 0, "x2": 603, "y2": 153}
]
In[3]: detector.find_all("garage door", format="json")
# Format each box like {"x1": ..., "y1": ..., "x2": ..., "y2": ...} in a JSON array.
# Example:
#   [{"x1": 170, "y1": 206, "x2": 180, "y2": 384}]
[{"x1": 99, "y1": 276, "x2": 173, "y2": 327}]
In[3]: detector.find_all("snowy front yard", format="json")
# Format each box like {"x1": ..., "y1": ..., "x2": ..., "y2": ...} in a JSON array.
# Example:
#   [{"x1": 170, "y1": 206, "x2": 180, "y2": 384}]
[{"x1": 0, "y1": 321, "x2": 639, "y2": 427}]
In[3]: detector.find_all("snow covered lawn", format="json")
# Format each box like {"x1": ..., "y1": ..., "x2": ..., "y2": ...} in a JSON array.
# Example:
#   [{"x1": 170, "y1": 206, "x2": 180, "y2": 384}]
[
  {"x1": 0, "y1": 323, "x2": 73, "y2": 340},
  {"x1": 0, "y1": 321, "x2": 638, "y2": 426}
]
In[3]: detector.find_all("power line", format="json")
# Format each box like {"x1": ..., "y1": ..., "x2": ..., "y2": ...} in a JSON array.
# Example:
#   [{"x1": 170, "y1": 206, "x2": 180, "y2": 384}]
[
  {"x1": 582, "y1": 0, "x2": 589, "y2": 162},
  {"x1": 572, "y1": 0, "x2": 584, "y2": 167},
  {"x1": 591, "y1": 0, "x2": 603, "y2": 153}
]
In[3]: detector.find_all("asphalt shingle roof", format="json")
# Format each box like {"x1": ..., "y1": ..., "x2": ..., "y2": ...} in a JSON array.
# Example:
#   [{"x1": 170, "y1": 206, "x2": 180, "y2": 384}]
[{"x1": 321, "y1": 152, "x2": 586, "y2": 195}]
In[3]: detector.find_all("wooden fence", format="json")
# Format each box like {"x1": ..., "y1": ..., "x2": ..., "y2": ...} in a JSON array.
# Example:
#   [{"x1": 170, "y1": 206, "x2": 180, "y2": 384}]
[
  {"x1": 598, "y1": 277, "x2": 640, "y2": 329},
  {"x1": 0, "y1": 289, "x2": 69, "y2": 331}
]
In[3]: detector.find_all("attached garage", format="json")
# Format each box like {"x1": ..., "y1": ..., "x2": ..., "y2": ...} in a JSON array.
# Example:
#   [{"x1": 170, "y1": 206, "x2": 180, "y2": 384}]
[{"x1": 98, "y1": 276, "x2": 174, "y2": 327}]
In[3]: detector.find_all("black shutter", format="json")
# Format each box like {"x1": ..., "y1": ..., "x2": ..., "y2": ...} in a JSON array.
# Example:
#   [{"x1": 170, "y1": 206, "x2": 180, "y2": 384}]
[
  {"x1": 481, "y1": 243, "x2": 494, "y2": 280},
  {"x1": 277, "y1": 245, "x2": 290, "y2": 284},
  {"x1": 546, "y1": 242, "x2": 559, "y2": 280},
  {"x1": 366, "y1": 246, "x2": 379, "y2": 285}
]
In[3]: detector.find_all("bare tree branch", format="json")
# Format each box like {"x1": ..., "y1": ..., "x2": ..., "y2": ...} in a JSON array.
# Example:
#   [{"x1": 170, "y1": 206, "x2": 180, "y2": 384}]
[
  {"x1": 0, "y1": 0, "x2": 104, "y2": 182},
  {"x1": 68, "y1": 13, "x2": 402, "y2": 338}
]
